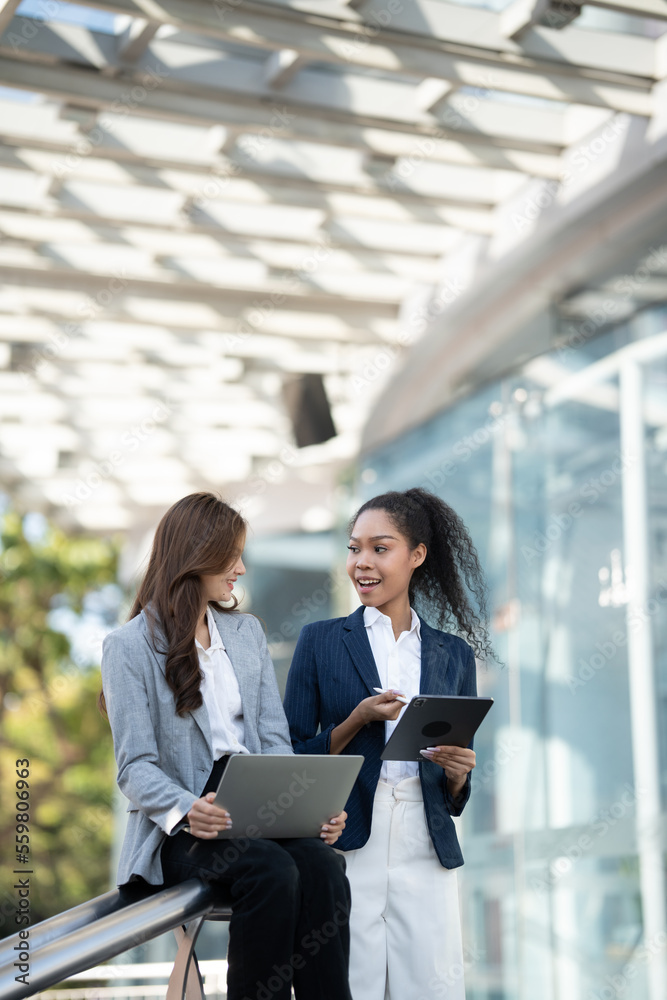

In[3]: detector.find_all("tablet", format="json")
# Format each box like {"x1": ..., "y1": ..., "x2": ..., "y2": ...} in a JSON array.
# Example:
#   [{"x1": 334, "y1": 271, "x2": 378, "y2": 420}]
[
  {"x1": 212, "y1": 753, "x2": 364, "y2": 839},
  {"x1": 380, "y1": 695, "x2": 493, "y2": 761}
]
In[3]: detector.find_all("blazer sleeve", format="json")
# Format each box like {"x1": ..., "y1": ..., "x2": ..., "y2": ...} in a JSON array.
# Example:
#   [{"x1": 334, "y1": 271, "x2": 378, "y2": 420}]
[
  {"x1": 442, "y1": 641, "x2": 477, "y2": 817},
  {"x1": 248, "y1": 615, "x2": 293, "y2": 755},
  {"x1": 101, "y1": 630, "x2": 198, "y2": 835},
  {"x1": 284, "y1": 625, "x2": 336, "y2": 755}
]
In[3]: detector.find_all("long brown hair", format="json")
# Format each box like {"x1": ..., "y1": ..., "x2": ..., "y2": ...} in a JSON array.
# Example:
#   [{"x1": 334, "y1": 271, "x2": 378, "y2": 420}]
[{"x1": 104, "y1": 492, "x2": 246, "y2": 716}]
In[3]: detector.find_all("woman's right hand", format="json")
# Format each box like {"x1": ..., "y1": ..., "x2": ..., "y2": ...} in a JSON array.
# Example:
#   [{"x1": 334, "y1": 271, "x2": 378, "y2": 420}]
[
  {"x1": 331, "y1": 690, "x2": 406, "y2": 754},
  {"x1": 353, "y1": 690, "x2": 405, "y2": 725},
  {"x1": 187, "y1": 792, "x2": 233, "y2": 838}
]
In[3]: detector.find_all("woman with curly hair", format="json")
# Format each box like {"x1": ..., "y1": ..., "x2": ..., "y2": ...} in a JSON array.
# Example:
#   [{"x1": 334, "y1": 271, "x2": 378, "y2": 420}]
[
  {"x1": 101, "y1": 492, "x2": 351, "y2": 1000},
  {"x1": 284, "y1": 487, "x2": 492, "y2": 1000}
]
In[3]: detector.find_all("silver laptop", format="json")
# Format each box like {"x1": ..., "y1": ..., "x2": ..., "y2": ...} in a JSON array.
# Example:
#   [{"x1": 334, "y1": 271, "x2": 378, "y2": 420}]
[{"x1": 212, "y1": 753, "x2": 363, "y2": 839}]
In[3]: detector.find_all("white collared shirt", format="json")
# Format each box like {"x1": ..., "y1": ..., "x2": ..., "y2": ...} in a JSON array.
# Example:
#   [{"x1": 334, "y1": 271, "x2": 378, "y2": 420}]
[
  {"x1": 363, "y1": 605, "x2": 421, "y2": 785},
  {"x1": 195, "y1": 607, "x2": 249, "y2": 759}
]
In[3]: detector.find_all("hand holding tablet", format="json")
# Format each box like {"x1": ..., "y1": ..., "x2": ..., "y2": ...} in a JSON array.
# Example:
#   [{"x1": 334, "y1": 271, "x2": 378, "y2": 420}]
[{"x1": 381, "y1": 695, "x2": 493, "y2": 761}]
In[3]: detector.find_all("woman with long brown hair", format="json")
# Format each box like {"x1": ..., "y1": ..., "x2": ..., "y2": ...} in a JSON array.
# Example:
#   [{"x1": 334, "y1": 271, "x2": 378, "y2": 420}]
[{"x1": 101, "y1": 492, "x2": 351, "y2": 1000}]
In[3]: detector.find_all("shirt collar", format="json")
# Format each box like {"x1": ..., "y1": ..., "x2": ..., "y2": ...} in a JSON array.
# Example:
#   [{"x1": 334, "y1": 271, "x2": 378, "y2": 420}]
[
  {"x1": 195, "y1": 606, "x2": 226, "y2": 652},
  {"x1": 363, "y1": 605, "x2": 421, "y2": 640}
]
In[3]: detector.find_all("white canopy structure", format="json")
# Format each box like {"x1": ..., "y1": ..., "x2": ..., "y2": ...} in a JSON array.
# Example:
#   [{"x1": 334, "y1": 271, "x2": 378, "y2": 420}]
[{"x1": 0, "y1": 0, "x2": 665, "y2": 533}]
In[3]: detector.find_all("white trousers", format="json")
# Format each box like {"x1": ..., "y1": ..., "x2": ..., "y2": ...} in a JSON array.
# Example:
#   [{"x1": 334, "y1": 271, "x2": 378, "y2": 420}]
[{"x1": 342, "y1": 777, "x2": 465, "y2": 1000}]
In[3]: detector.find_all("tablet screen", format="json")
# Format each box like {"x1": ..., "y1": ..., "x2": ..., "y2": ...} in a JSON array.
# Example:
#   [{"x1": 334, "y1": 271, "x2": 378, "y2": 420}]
[{"x1": 380, "y1": 695, "x2": 493, "y2": 761}]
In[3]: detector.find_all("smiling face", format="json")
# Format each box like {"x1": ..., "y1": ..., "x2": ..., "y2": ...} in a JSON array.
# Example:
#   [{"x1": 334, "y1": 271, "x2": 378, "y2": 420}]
[
  {"x1": 346, "y1": 509, "x2": 426, "y2": 622},
  {"x1": 199, "y1": 535, "x2": 246, "y2": 607}
]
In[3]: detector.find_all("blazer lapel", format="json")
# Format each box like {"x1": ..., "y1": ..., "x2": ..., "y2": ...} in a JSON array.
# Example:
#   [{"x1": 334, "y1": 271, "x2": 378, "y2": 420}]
[
  {"x1": 139, "y1": 608, "x2": 167, "y2": 675},
  {"x1": 141, "y1": 607, "x2": 212, "y2": 745},
  {"x1": 343, "y1": 606, "x2": 382, "y2": 695},
  {"x1": 419, "y1": 619, "x2": 452, "y2": 694}
]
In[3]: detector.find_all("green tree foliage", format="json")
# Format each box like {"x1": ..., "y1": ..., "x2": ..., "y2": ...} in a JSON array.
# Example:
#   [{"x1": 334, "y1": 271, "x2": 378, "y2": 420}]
[{"x1": 0, "y1": 508, "x2": 119, "y2": 938}]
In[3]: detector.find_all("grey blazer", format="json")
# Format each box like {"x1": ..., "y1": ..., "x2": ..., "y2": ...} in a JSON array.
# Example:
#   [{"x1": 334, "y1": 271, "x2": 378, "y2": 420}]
[{"x1": 101, "y1": 608, "x2": 292, "y2": 886}]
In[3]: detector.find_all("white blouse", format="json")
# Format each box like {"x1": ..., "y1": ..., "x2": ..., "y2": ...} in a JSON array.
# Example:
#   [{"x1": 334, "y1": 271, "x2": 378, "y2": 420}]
[
  {"x1": 363, "y1": 604, "x2": 421, "y2": 785},
  {"x1": 195, "y1": 607, "x2": 250, "y2": 759}
]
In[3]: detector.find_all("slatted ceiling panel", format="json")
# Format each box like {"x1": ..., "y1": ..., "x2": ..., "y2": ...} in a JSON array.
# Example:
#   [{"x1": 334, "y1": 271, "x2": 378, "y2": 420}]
[
  {"x1": 0, "y1": 165, "x2": 50, "y2": 204},
  {"x1": 165, "y1": 255, "x2": 268, "y2": 288},
  {"x1": 120, "y1": 229, "x2": 240, "y2": 256},
  {"x1": 0, "y1": 211, "x2": 104, "y2": 243},
  {"x1": 399, "y1": 158, "x2": 526, "y2": 202},
  {"x1": 0, "y1": 90, "x2": 560, "y2": 183},
  {"x1": 79, "y1": 321, "x2": 173, "y2": 350},
  {"x1": 49, "y1": 335, "x2": 128, "y2": 362},
  {"x1": 196, "y1": 200, "x2": 324, "y2": 238},
  {"x1": 0, "y1": 0, "x2": 665, "y2": 530},
  {"x1": 236, "y1": 137, "x2": 367, "y2": 184},
  {"x1": 0, "y1": 286, "x2": 89, "y2": 319},
  {"x1": 120, "y1": 298, "x2": 234, "y2": 327},
  {"x1": 307, "y1": 270, "x2": 409, "y2": 301},
  {"x1": 76, "y1": 360, "x2": 167, "y2": 389},
  {"x1": 59, "y1": 180, "x2": 185, "y2": 223},
  {"x1": 0, "y1": 98, "x2": 79, "y2": 141},
  {"x1": 91, "y1": 116, "x2": 222, "y2": 163},
  {"x1": 0, "y1": 387, "x2": 66, "y2": 421},
  {"x1": 0, "y1": 425, "x2": 80, "y2": 457},
  {"x1": 328, "y1": 215, "x2": 459, "y2": 254},
  {"x1": 44, "y1": 242, "x2": 155, "y2": 275}
]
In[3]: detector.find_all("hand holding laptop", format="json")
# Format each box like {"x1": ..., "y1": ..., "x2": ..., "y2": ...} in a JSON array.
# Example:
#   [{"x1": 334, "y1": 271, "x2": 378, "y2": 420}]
[
  {"x1": 187, "y1": 793, "x2": 347, "y2": 844},
  {"x1": 185, "y1": 755, "x2": 361, "y2": 844},
  {"x1": 210, "y1": 754, "x2": 362, "y2": 841},
  {"x1": 186, "y1": 793, "x2": 232, "y2": 839},
  {"x1": 319, "y1": 810, "x2": 347, "y2": 844}
]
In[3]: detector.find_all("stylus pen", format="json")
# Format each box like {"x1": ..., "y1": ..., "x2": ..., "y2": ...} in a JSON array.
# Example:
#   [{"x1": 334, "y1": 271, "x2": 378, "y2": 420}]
[{"x1": 373, "y1": 687, "x2": 409, "y2": 704}]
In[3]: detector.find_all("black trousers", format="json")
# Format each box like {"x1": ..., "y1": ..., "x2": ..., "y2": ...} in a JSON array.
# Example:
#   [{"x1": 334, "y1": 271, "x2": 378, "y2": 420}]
[{"x1": 160, "y1": 758, "x2": 352, "y2": 1000}]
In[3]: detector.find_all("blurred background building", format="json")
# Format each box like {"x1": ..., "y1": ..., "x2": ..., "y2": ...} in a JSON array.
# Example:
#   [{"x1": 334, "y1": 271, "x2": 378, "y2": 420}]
[{"x1": 0, "y1": 0, "x2": 666, "y2": 997}]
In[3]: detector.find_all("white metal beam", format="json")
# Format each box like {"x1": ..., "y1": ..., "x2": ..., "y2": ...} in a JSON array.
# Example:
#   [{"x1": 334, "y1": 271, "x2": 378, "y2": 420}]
[
  {"x1": 0, "y1": 175, "x2": 468, "y2": 254},
  {"x1": 414, "y1": 78, "x2": 454, "y2": 114},
  {"x1": 657, "y1": 33, "x2": 667, "y2": 81},
  {"x1": 0, "y1": 51, "x2": 572, "y2": 158},
  {"x1": 4, "y1": 4, "x2": 655, "y2": 119},
  {"x1": 0, "y1": 97, "x2": 565, "y2": 179},
  {"x1": 76, "y1": 0, "x2": 659, "y2": 83},
  {"x1": 262, "y1": 48, "x2": 307, "y2": 88},
  {"x1": 585, "y1": 0, "x2": 667, "y2": 18},
  {"x1": 0, "y1": 0, "x2": 21, "y2": 36},
  {"x1": 1, "y1": 143, "x2": 505, "y2": 218},
  {"x1": 0, "y1": 142, "x2": 497, "y2": 232},
  {"x1": 0, "y1": 287, "x2": 397, "y2": 341},
  {"x1": 0, "y1": 210, "x2": 445, "y2": 283},
  {"x1": 117, "y1": 18, "x2": 161, "y2": 62},
  {"x1": 0, "y1": 259, "x2": 403, "y2": 311},
  {"x1": 620, "y1": 355, "x2": 667, "y2": 1000},
  {"x1": 501, "y1": 0, "x2": 550, "y2": 40},
  {"x1": 0, "y1": 45, "x2": 576, "y2": 154}
]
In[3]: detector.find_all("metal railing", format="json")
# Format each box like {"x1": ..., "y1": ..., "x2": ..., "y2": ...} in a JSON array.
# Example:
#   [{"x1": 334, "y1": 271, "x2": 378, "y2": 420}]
[
  {"x1": 33, "y1": 959, "x2": 229, "y2": 999},
  {"x1": 0, "y1": 879, "x2": 222, "y2": 1000}
]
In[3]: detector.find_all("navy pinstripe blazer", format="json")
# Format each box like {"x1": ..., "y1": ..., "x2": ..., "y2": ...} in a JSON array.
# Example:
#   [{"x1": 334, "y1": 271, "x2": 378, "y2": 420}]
[{"x1": 283, "y1": 606, "x2": 477, "y2": 869}]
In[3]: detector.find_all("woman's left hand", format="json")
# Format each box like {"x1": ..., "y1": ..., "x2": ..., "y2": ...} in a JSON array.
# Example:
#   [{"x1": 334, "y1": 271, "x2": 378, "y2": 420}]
[
  {"x1": 420, "y1": 746, "x2": 476, "y2": 786},
  {"x1": 320, "y1": 810, "x2": 347, "y2": 846}
]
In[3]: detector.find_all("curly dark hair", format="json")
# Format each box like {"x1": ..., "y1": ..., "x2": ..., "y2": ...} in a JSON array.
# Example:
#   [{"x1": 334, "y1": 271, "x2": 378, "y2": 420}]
[{"x1": 350, "y1": 487, "x2": 494, "y2": 660}]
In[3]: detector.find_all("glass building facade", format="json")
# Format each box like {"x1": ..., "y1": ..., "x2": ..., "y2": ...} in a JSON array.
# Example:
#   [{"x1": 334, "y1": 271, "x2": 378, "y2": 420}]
[{"x1": 356, "y1": 314, "x2": 667, "y2": 999}]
